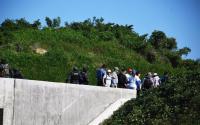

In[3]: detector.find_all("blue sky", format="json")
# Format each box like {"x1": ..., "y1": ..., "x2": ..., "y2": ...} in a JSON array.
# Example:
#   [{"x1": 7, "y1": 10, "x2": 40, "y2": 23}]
[{"x1": 0, "y1": 0, "x2": 199, "y2": 59}]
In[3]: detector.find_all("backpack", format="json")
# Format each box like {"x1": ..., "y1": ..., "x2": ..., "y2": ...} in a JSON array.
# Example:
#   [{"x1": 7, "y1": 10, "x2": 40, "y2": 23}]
[
  {"x1": 70, "y1": 71, "x2": 80, "y2": 83},
  {"x1": 118, "y1": 73, "x2": 127, "y2": 88},
  {"x1": 12, "y1": 69, "x2": 23, "y2": 79},
  {"x1": 143, "y1": 78, "x2": 153, "y2": 89},
  {"x1": 79, "y1": 71, "x2": 88, "y2": 84}
]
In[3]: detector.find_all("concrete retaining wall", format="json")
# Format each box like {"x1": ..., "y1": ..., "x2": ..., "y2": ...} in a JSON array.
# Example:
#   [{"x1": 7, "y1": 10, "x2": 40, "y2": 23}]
[
  {"x1": 0, "y1": 78, "x2": 14, "y2": 125},
  {"x1": 0, "y1": 78, "x2": 136, "y2": 125}
]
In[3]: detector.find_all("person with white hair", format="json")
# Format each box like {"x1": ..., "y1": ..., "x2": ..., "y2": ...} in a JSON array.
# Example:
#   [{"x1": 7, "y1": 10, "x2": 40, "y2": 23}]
[
  {"x1": 152, "y1": 73, "x2": 161, "y2": 87},
  {"x1": 111, "y1": 67, "x2": 119, "y2": 88}
]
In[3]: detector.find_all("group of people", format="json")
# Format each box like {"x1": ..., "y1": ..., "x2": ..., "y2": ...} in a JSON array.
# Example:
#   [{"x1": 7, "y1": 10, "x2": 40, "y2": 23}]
[
  {"x1": 96, "y1": 64, "x2": 168, "y2": 94},
  {"x1": 0, "y1": 59, "x2": 23, "y2": 79},
  {"x1": 0, "y1": 59, "x2": 168, "y2": 93}
]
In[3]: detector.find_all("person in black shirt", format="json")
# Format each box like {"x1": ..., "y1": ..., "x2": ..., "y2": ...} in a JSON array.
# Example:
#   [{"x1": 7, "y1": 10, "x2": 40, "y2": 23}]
[
  {"x1": 66, "y1": 67, "x2": 80, "y2": 84},
  {"x1": 117, "y1": 68, "x2": 128, "y2": 88},
  {"x1": 142, "y1": 73, "x2": 153, "y2": 91},
  {"x1": 79, "y1": 66, "x2": 89, "y2": 85}
]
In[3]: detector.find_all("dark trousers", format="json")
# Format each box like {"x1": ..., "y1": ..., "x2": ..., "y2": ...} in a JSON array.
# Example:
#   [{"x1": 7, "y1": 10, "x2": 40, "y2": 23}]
[{"x1": 97, "y1": 79, "x2": 103, "y2": 86}]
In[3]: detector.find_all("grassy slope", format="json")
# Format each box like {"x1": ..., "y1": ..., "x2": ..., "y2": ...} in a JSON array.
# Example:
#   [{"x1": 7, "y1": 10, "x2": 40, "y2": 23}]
[{"x1": 0, "y1": 28, "x2": 173, "y2": 84}]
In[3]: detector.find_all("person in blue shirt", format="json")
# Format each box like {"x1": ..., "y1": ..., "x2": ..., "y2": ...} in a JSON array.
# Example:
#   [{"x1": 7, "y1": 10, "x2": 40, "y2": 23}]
[
  {"x1": 126, "y1": 68, "x2": 137, "y2": 90},
  {"x1": 134, "y1": 71, "x2": 141, "y2": 96},
  {"x1": 96, "y1": 64, "x2": 107, "y2": 86}
]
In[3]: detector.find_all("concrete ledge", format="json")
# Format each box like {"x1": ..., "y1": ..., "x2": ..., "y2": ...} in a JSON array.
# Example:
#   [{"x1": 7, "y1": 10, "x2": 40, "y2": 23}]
[
  {"x1": 0, "y1": 78, "x2": 14, "y2": 125},
  {"x1": 88, "y1": 98, "x2": 130, "y2": 125},
  {"x1": 0, "y1": 78, "x2": 136, "y2": 125}
]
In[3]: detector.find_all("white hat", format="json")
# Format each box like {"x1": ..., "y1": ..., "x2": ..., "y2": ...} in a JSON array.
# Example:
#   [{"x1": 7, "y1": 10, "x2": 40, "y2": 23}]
[
  {"x1": 153, "y1": 73, "x2": 158, "y2": 76},
  {"x1": 114, "y1": 67, "x2": 119, "y2": 71},
  {"x1": 107, "y1": 69, "x2": 112, "y2": 73}
]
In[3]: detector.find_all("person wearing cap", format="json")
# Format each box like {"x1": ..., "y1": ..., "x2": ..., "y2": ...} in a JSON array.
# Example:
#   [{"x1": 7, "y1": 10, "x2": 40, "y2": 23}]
[
  {"x1": 66, "y1": 66, "x2": 80, "y2": 84},
  {"x1": 152, "y1": 73, "x2": 161, "y2": 87},
  {"x1": 111, "y1": 67, "x2": 119, "y2": 88},
  {"x1": 103, "y1": 69, "x2": 112, "y2": 87}
]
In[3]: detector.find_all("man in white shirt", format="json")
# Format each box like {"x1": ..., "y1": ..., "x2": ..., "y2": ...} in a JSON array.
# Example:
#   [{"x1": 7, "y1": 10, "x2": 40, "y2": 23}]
[
  {"x1": 152, "y1": 73, "x2": 160, "y2": 87},
  {"x1": 103, "y1": 69, "x2": 112, "y2": 87}
]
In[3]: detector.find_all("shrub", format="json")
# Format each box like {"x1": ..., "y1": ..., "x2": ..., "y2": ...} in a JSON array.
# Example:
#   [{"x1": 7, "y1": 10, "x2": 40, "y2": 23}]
[{"x1": 103, "y1": 69, "x2": 200, "y2": 125}]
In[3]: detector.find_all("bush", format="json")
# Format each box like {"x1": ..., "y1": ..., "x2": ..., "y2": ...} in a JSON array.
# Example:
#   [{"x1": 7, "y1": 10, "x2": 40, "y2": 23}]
[{"x1": 103, "y1": 69, "x2": 200, "y2": 125}]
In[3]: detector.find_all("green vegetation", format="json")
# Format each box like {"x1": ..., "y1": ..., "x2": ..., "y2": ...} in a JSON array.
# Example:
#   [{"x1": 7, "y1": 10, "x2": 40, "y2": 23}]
[
  {"x1": 0, "y1": 17, "x2": 177, "y2": 83},
  {"x1": 0, "y1": 17, "x2": 199, "y2": 124},
  {"x1": 103, "y1": 64, "x2": 200, "y2": 125}
]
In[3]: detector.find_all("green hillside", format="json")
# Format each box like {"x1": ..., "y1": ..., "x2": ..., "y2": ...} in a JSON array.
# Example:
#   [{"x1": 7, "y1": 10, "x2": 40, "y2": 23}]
[
  {"x1": 1, "y1": 17, "x2": 200, "y2": 124},
  {"x1": 0, "y1": 17, "x2": 180, "y2": 84}
]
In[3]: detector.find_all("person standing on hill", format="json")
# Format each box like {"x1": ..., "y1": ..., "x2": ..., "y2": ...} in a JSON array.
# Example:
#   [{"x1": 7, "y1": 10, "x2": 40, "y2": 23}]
[
  {"x1": 111, "y1": 67, "x2": 119, "y2": 88},
  {"x1": 118, "y1": 68, "x2": 128, "y2": 88},
  {"x1": 142, "y1": 73, "x2": 153, "y2": 91},
  {"x1": 66, "y1": 66, "x2": 80, "y2": 84},
  {"x1": 126, "y1": 68, "x2": 136, "y2": 90},
  {"x1": 103, "y1": 69, "x2": 112, "y2": 87},
  {"x1": 96, "y1": 64, "x2": 107, "y2": 86},
  {"x1": 79, "y1": 66, "x2": 89, "y2": 85},
  {"x1": 0, "y1": 59, "x2": 10, "y2": 78},
  {"x1": 152, "y1": 73, "x2": 161, "y2": 87},
  {"x1": 135, "y1": 71, "x2": 141, "y2": 96},
  {"x1": 10, "y1": 68, "x2": 23, "y2": 79},
  {"x1": 160, "y1": 72, "x2": 169, "y2": 84}
]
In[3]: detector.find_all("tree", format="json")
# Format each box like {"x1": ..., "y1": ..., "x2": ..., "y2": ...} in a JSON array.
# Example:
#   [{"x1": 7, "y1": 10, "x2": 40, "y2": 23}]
[
  {"x1": 125, "y1": 24, "x2": 134, "y2": 31},
  {"x1": 45, "y1": 17, "x2": 53, "y2": 28},
  {"x1": 15, "y1": 18, "x2": 31, "y2": 28},
  {"x1": 70, "y1": 22, "x2": 81, "y2": 30},
  {"x1": 178, "y1": 47, "x2": 191, "y2": 56},
  {"x1": 0, "y1": 31, "x2": 5, "y2": 45},
  {"x1": 64, "y1": 22, "x2": 69, "y2": 28},
  {"x1": 32, "y1": 19, "x2": 41, "y2": 29},
  {"x1": 94, "y1": 17, "x2": 104, "y2": 31},
  {"x1": 196, "y1": 59, "x2": 200, "y2": 64},
  {"x1": 149, "y1": 30, "x2": 167, "y2": 49},
  {"x1": 165, "y1": 51, "x2": 181, "y2": 67},
  {"x1": 162, "y1": 37, "x2": 177, "y2": 50},
  {"x1": 1, "y1": 19, "x2": 17, "y2": 31},
  {"x1": 52, "y1": 17, "x2": 61, "y2": 28}
]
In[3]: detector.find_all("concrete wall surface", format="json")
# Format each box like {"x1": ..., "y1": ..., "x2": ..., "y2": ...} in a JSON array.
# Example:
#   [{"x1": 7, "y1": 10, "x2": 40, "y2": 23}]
[
  {"x1": 0, "y1": 78, "x2": 136, "y2": 125},
  {"x1": 0, "y1": 78, "x2": 14, "y2": 125}
]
